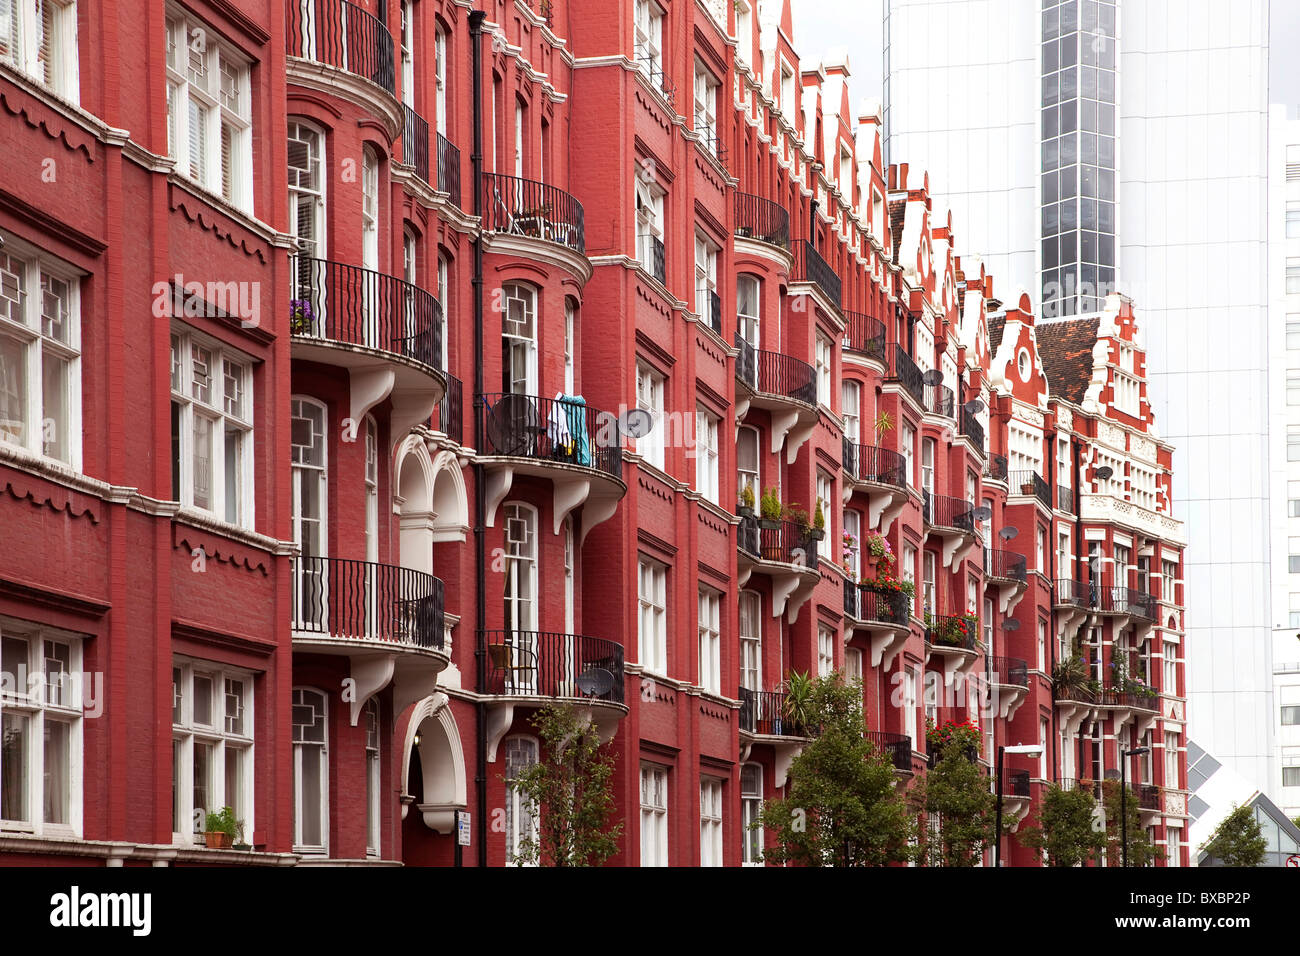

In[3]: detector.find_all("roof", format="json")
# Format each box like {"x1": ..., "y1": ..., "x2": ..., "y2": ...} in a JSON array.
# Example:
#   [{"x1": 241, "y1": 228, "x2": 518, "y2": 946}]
[
  {"x1": 1035, "y1": 316, "x2": 1101, "y2": 404},
  {"x1": 888, "y1": 198, "x2": 906, "y2": 264},
  {"x1": 987, "y1": 314, "x2": 1005, "y2": 354}
]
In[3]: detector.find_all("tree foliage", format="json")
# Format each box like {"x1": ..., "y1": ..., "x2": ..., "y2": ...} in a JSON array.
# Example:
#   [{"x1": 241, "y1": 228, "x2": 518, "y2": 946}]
[
  {"x1": 910, "y1": 751, "x2": 998, "y2": 866},
  {"x1": 1200, "y1": 804, "x2": 1267, "y2": 867},
  {"x1": 509, "y1": 704, "x2": 622, "y2": 867},
  {"x1": 1100, "y1": 780, "x2": 1163, "y2": 867},
  {"x1": 756, "y1": 675, "x2": 915, "y2": 867},
  {"x1": 1018, "y1": 783, "x2": 1105, "y2": 867}
]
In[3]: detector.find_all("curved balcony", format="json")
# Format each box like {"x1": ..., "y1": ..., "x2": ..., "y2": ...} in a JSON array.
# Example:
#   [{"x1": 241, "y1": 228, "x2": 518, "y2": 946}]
[
  {"x1": 291, "y1": 556, "x2": 447, "y2": 721},
  {"x1": 738, "y1": 515, "x2": 819, "y2": 623},
  {"x1": 285, "y1": 0, "x2": 400, "y2": 134},
  {"x1": 483, "y1": 630, "x2": 627, "y2": 751},
  {"x1": 733, "y1": 192, "x2": 790, "y2": 251},
  {"x1": 960, "y1": 404, "x2": 985, "y2": 455},
  {"x1": 480, "y1": 172, "x2": 585, "y2": 255},
  {"x1": 401, "y1": 104, "x2": 430, "y2": 185},
  {"x1": 924, "y1": 610, "x2": 981, "y2": 683},
  {"x1": 841, "y1": 312, "x2": 887, "y2": 362},
  {"x1": 475, "y1": 393, "x2": 625, "y2": 542},
  {"x1": 984, "y1": 546, "x2": 1029, "y2": 614},
  {"x1": 988, "y1": 654, "x2": 1030, "y2": 720},
  {"x1": 922, "y1": 491, "x2": 982, "y2": 568},
  {"x1": 885, "y1": 343, "x2": 925, "y2": 408},
  {"x1": 1009, "y1": 470, "x2": 1052, "y2": 509},
  {"x1": 289, "y1": 255, "x2": 446, "y2": 425},
  {"x1": 842, "y1": 440, "x2": 909, "y2": 534},
  {"x1": 865, "y1": 731, "x2": 914, "y2": 772},
  {"x1": 923, "y1": 383, "x2": 955, "y2": 418},
  {"x1": 734, "y1": 339, "x2": 819, "y2": 461},
  {"x1": 792, "y1": 239, "x2": 842, "y2": 308},
  {"x1": 985, "y1": 453, "x2": 1008, "y2": 483},
  {"x1": 845, "y1": 584, "x2": 913, "y2": 671}
]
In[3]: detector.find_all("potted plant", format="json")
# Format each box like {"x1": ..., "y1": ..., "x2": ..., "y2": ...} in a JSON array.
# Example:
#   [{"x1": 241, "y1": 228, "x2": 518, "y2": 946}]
[
  {"x1": 783, "y1": 503, "x2": 811, "y2": 534},
  {"x1": 861, "y1": 530, "x2": 894, "y2": 579},
  {"x1": 1021, "y1": 478, "x2": 1037, "y2": 496},
  {"x1": 841, "y1": 530, "x2": 857, "y2": 574},
  {"x1": 289, "y1": 298, "x2": 315, "y2": 335},
  {"x1": 1052, "y1": 654, "x2": 1091, "y2": 696},
  {"x1": 738, "y1": 484, "x2": 756, "y2": 517},
  {"x1": 759, "y1": 486, "x2": 782, "y2": 529},
  {"x1": 781, "y1": 670, "x2": 815, "y2": 736},
  {"x1": 810, "y1": 500, "x2": 826, "y2": 541},
  {"x1": 873, "y1": 410, "x2": 895, "y2": 444},
  {"x1": 926, "y1": 716, "x2": 982, "y2": 764},
  {"x1": 204, "y1": 806, "x2": 240, "y2": 849}
]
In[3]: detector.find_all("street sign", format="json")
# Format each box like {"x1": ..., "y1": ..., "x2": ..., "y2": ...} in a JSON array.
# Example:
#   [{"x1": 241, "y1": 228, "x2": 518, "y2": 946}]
[
  {"x1": 457, "y1": 811, "x2": 471, "y2": 847},
  {"x1": 1286, "y1": 854, "x2": 1299, "y2": 868}
]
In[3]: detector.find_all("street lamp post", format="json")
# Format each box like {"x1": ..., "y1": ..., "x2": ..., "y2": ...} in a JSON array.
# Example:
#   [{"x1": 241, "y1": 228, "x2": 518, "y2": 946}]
[
  {"x1": 1119, "y1": 746, "x2": 1150, "y2": 868},
  {"x1": 994, "y1": 743, "x2": 1043, "y2": 867}
]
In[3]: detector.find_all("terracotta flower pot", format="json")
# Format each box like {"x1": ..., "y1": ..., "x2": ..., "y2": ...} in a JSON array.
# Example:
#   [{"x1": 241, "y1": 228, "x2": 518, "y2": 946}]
[
  {"x1": 863, "y1": 555, "x2": 881, "y2": 578},
  {"x1": 205, "y1": 831, "x2": 232, "y2": 849}
]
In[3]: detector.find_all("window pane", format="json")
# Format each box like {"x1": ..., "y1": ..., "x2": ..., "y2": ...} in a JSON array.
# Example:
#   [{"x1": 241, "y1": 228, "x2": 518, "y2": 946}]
[
  {"x1": 1, "y1": 712, "x2": 29, "y2": 822},
  {"x1": 41, "y1": 350, "x2": 68, "y2": 461},
  {"x1": 225, "y1": 746, "x2": 244, "y2": 821},
  {"x1": 43, "y1": 719, "x2": 70, "y2": 825},
  {"x1": 193, "y1": 673, "x2": 213, "y2": 725},
  {"x1": 0, "y1": 332, "x2": 27, "y2": 444},
  {"x1": 224, "y1": 424, "x2": 241, "y2": 524},
  {"x1": 193, "y1": 415, "x2": 213, "y2": 510},
  {"x1": 193, "y1": 740, "x2": 213, "y2": 831}
]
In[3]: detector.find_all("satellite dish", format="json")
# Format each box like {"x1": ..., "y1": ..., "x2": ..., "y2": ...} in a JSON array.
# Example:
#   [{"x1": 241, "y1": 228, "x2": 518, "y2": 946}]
[
  {"x1": 1103, "y1": 769, "x2": 1122, "y2": 782},
  {"x1": 921, "y1": 369, "x2": 944, "y2": 387},
  {"x1": 963, "y1": 399, "x2": 985, "y2": 415},
  {"x1": 621, "y1": 408, "x2": 655, "y2": 439},
  {"x1": 1096, "y1": 465, "x2": 1114, "y2": 481},
  {"x1": 973, "y1": 506, "x2": 992, "y2": 522},
  {"x1": 998, "y1": 527, "x2": 1019, "y2": 541},
  {"x1": 575, "y1": 667, "x2": 615, "y2": 698},
  {"x1": 1002, "y1": 619, "x2": 1021, "y2": 632}
]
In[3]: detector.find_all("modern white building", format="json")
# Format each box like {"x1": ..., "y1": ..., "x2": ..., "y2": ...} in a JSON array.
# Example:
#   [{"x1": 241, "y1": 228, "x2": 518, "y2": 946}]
[
  {"x1": 885, "y1": 0, "x2": 1276, "y2": 790},
  {"x1": 1267, "y1": 103, "x2": 1300, "y2": 818}
]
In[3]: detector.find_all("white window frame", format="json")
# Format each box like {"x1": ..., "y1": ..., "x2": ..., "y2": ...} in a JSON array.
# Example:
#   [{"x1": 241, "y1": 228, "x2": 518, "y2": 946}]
[
  {"x1": 434, "y1": 22, "x2": 448, "y2": 135},
  {"x1": 737, "y1": 425, "x2": 759, "y2": 506},
  {"x1": 504, "y1": 735, "x2": 539, "y2": 866},
  {"x1": 817, "y1": 625, "x2": 834, "y2": 677},
  {"x1": 170, "y1": 329, "x2": 254, "y2": 527},
  {"x1": 697, "y1": 587, "x2": 720, "y2": 694},
  {"x1": 740, "y1": 762, "x2": 762, "y2": 865},
  {"x1": 699, "y1": 777, "x2": 723, "y2": 866},
  {"x1": 635, "y1": 361, "x2": 666, "y2": 469},
  {"x1": 165, "y1": 9, "x2": 252, "y2": 210},
  {"x1": 901, "y1": 422, "x2": 916, "y2": 485},
  {"x1": 639, "y1": 762, "x2": 668, "y2": 866},
  {"x1": 815, "y1": 333, "x2": 833, "y2": 407},
  {"x1": 174, "y1": 658, "x2": 255, "y2": 847},
  {"x1": 564, "y1": 299, "x2": 576, "y2": 395},
  {"x1": 0, "y1": 616, "x2": 85, "y2": 837},
  {"x1": 290, "y1": 686, "x2": 328, "y2": 853},
  {"x1": 694, "y1": 59, "x2": 719, "y2": 156},
  {"x1": 636, "y1": 175, "x2": 666, "y2": 278},
  {"x1": 694, "y1": 232, "x2": 718, "y2": 320},
  {"x1": 502, "y1": 282, "x2": 538, "y2": 396},
  {"x1": 739, "y1": 590, "x2": 761, "y2": 691},
  {"x1": 638, "y1": 558, "x2": 667, "y2": 675},
  {"x1": 841, "y1": 380, "x2": 860, "y2": 443},
  {"x1": 0, "y1": 235, "x2": 82, "y2": 468},
  {"x1": 0, "y1": 0, "x2": 79, "y2": 101},
  {"x1": 633, "y1": 0, "x2": 663, "y2": 74},
  {"x1": 694, "y1": 406, "x2": 720, "y2": 503},
  {"x1": 816, "y1": 471, "x2": 833, "y2": 560},
  {"x1": 737, "y1": 274, "x2": 760, "y2": 349},
  {"x1": 364, "y1": 697, "x2": 381, "y2": 857}
]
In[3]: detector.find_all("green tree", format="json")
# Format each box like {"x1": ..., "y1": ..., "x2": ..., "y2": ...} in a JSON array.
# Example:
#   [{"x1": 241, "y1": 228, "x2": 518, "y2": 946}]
[
  {"x1": 910, "y1": 751, "x2": 998, "y2": 866},
  {"x1": 509, "y1": 704, "x2": 622, "y2": 867},
  {"x1": 756, "y1": 675, "x2": 915, "y2": 867},
  {"x1": 1100, "y1": 780, "x2": 1162, "y2": 867},
  {"x1": 1199, "y1": 804, "x2": 1267, "y2": 867},
  {"x1": 1018, "y1": 784, "x2": 1106, "y2": 866}
]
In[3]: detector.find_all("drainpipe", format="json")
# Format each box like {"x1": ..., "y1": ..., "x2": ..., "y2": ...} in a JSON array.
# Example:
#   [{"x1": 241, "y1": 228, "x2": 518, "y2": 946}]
[
  {"x1": 470, "y1": 8, "x2": 488, "y2": 867},
  {"x1": 808, "y1": 200, "x2": 819, "y2": 245}
]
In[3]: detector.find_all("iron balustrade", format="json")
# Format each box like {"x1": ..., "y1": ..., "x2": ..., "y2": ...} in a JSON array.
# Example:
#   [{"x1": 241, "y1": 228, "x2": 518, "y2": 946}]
[
  {"x1": 1006, "y1": 769, "x2": 1032, "y2": 798},
  {"x1": 984, "y1": 547, "x2": 1027, "y2": 583},
  {"x1": 480, "y1": 172, "x2": 585, "y2": 253},
  {"x1": 961, "y1": 405, "x2": 985, "y2": 451},
  {"x1": 857, "y1": 587, "x2": 911, "y2": 625},
  {"x1": 738, "y1": 687, "x2": 803, "y2": 736},
  {"x1": 792, "y1": 239, "x2": 842, "y2": 307},
  {"x1": 695, "y1": 119, "x2": 726, "y2": 166},
  {"x1": 638, "y1": 234, "x2": 667, "y2": 284},
  {"x1": 1054, "y1": 578, "x2": 1094, "y2": 608},
  {"x1": 843, "y1": 441, "x2": 907, "y2": 487},
  {"x1": 437, "y1": 132, "x2": 461, "y2": 207},
  {"x1": 737, "y1": 513, "x2": 759, "y2": 556},
  {"x1": 749, "y1": 348, "x2": 816, "y2": 406},
  {"x1": 635, "y1": 56, "x2": 677, "y2": 109},
  {"x1": 429, "y1": 374, "x2": 462, "y2": 445},
  {"x1": 291, "y1": 556, "x2": 444, "y2": 649},
  {"x1": 924, "y1": 383, "x2": 955, "y2": 418},
  {"x1": 402, "y1": 104, "x2": 430, "y2": 184},
  {"x1": 986, "y1": 453, "x2": 1008, "y2": 482},
  {"x1": 1053, "y1": 580, "x2": 1155, "y2": 619},
  {"x1": 289, "y1": 255, "x2": 443, "y2": 373},
  {"x1": 733, "y1": 192, "x2": 790, "y2": 250},
  {"x1": 924, "y1": 491, "x2": 979, "y2": 533},
  {"x1": 841, "y1": 311, "x2": 887, "y2": 358},
  {"x1": 1057, "y1": 484, "x2": 1074, "y2": 515},
  {"x1": 925, "y1": 612, "x2": 980, "y2": 650},
  {"x1": 483, "y1": 630, "x2": 625, "y2": 704},
  {"x1": 865, "y1": 732, "x2": 913, "y2": 771},
  {"x1": 1055, "y1": 684, "x2": 1096, "y2": 704},
  {"x1": 285, "y1": 0, "x2": 395, "y2": 93},
  {"x1": 887, "y1": 343, "x2": 925, "y2": 406},
  {"x1": 476, "y1": 393, "x2": 621, "y2": 477},
  {"x1": 709, "y1": 291, "x2": 722, "y2": 334},
  {"x1": 989, "y1": 655, "x2": 1030, "y2": 687},
  {"x1": 1057, "y1": 778, "x2": 1103, "y2": 798},
  {"x1": 1139, "y1": 784, "x2": 1161, "y2": 811},
  {"x1": 755, "y1": 519, "x2": 819, "y2": 569},
  {"x1": 1009, "y1": 469, "x2": 1052, "y2": 509},
  {"x1": 734, "y1": 333, "x2": 758, "y2": 389}
]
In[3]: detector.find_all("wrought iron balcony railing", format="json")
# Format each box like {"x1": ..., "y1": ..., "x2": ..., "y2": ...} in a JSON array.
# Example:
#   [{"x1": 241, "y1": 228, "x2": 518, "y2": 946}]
[
  {"x1": 1006, "y1": 768, "x2": 1032, "y2": 797},
  {"x1": 792, "y1": 239, "x2": 842, "y2": 307},
  {"x1": 285, "y1": 0, "x2": 395, "y2": 93},
  {"x1": 733, "y1": 191, "x2": 790, "y2": 250},
  {"x1": 848, "y1": 585, "x2": 911, "y2": 625},
  {"x1": 984, "y1": 547, "x2": 1027, "y2": 583},
  {"x1": 985, "y1": 453, "x2": 1008, "y2": 482},
  {"x1": 429, "y1": 373, "x2": 462, "y2": 445},
  {"x1": 476, "y1": 393, "x2": 621, "y2": 478},
  {"x1": 738, "y1": 687, "x2": 804, "y2": 736},
  {"x1": 635, "y1": 56, "x2": 677, "y2": 109},
  {"x1": 753, "y1": 349, "x2": 817, "y2": 406},
  {"x1": 289, "y1": 255, "x2": 443, "y2": 373},
  {"x1": 865, "y1": 731, "x2": 913, "y2": 771},
  {"x1": 841, "y1": 311, "x2": 887, "y2": 359},
  {"x1": 923, "y1": 491, "x2": 979, "y2": 533},
  {"x1": 484, "y1": 630, "x2": 625, "y2": 704},
  {"x1": 437, "y1": 132, "x2": 461, "y2": 207},
  {"x1": 1057, "y1": 778, "x2": 1103, "y2": 798},
  {"x1": 638, "y1": 233, "x2": 667, "y2": 284},
  {"x1": 988, "y1": 655, "x2": 1029, "y2": 687},
  {"x1": 887, "y1": 343, "x2": 925, "y2": 406},
  {"x1": 1054, "y1": 578, "x2": 1093, "y2": 608},
  {"x1": 402, "y1": 105, "x2": 430, "y2": 184},
  {"x1": 842, "y1": 441, "x2": 907, "y2": 487},
  {"x1": 1139, "y1": 784, "x2": 1161, "y2": 811},
  {"x1": 1009, "y1": 470, "x2": 1052, "y2": 509},
  {"x1": 709, "y1": 290, "x2": 722, "y2": 334},
  {"x1": 734, "y1": 332, "x2": 757, "y2": 390},
  {"x1": 924, "y1": 383, "x2": 955, "y2": 418},
  {"x1": 480, "y1": 172, "x2": 585, "y2": 253},
  {"x1": 1057, "y1": 484, "x2": 1074, "y2": 515},
  {"x1": 291, "y1": 556, "x2": 444, "y2": 649},
  {"x1": 961, "y1": 405, "x2": 985, "y2": 451},
  {"x1": 924, "y1": 611, "x2": 980, "y2": 650},
  {"x1": 1053, "y1": 580, "x2": 1156, "y2": 620},
  {"x1": 751, "y1": 518, "x2": 819, "y2": 569}
]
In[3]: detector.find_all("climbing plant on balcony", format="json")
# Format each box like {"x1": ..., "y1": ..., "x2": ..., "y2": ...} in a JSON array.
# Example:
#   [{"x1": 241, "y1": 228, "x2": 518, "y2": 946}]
[
  {"x1": 925, "y1": 610, "x2": 979, "y2": 647},
  {"x1": 509, "y1": 703, "x2": 622, "y2": 867},
  {"x1": 756, "y1": 675, "x2": 916, "y2": 867}
]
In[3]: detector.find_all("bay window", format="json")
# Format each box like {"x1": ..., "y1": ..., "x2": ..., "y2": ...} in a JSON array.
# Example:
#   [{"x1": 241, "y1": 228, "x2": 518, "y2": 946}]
[{"x1": 174, "y1": 659, "x2": 254, "y2": 846}]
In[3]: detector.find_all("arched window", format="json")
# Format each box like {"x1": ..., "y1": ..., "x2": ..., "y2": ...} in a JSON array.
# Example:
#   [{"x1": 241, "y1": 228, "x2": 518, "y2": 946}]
[
  {"x1": 737, "y1": 274, "x2": 760, "y2": 348},
  {"x1": 504, "y1": 736, "x2": 538, "y2": 865},
  {"x1": 501, "y1": 283, "x2": 538, "y2": 395},
  {"x1": 291, "y1": 398, "x2": 328, "y2": 629},
  {"x1": 503, "y1": 503, "x2": 538, "y2": 633},
  {"x1": 292, "y1": 687, "x2": 329, "y2": 853}
]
